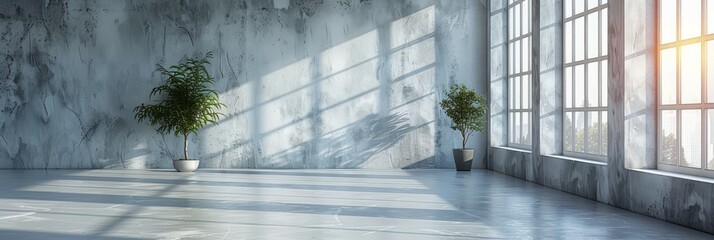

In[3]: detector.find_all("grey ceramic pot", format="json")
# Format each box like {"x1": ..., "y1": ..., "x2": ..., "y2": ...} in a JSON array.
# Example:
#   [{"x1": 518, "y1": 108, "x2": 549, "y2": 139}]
[
  {"x1": 452, "y1": 149, "x2": 474, "y2": 171},
  {"x1": 173, "y1": 159, "x2": 199, "y2": 172}
]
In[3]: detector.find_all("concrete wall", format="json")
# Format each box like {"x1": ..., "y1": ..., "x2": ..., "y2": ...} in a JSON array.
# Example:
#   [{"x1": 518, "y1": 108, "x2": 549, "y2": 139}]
[
  {"x1": 0, "y1": 0, "x2": 489, "y2": 169},
  {"x1": 488, "y1": 0, "x2": 714, "y2": 233}
]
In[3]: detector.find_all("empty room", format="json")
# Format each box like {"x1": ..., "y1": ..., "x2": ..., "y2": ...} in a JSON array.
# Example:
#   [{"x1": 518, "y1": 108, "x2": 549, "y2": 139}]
[{"x1": 1, "y1": 0, "x2": 713, "y2": 239}]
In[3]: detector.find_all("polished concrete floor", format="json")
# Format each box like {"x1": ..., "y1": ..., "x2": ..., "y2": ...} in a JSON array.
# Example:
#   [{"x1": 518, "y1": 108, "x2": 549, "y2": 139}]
[{"x1": 0, "y1": 169, "x2": 711, "y2": 239}]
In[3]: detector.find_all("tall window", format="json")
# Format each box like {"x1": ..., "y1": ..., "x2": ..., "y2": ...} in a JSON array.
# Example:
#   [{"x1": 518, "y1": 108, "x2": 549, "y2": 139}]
[
  {"x1": 658, "y1": 0, "x2": 714, "y2": 177},
  {"x1": 508, "y1": 0, "x2": 532, "y2": 147},
  {"x1": 563, "y1": 0, "x2": 608, "y2": 159}
]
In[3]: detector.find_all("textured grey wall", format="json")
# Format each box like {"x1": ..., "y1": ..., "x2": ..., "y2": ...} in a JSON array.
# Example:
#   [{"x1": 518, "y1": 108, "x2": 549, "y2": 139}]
[{"x1": 0, "y1": 0, "x2": 489, "y2": 169}]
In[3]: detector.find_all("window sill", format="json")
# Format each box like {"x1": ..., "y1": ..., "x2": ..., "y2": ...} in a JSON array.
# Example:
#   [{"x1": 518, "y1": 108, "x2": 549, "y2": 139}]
[
  {"x1": 631, "y1": 169, "x2": 714, "y2": 185},
  {"x1": 492, "y1": 146, "x2": 532, "y2": 154},
  {"x1": 543, "y1": 154, "x2": 608, "y2": 166}
]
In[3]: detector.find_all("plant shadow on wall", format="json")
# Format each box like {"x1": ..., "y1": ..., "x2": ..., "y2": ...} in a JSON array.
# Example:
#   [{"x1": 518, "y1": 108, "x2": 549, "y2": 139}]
[{"x1": 264, "y1": 112, "x2": 414, "y2": 168}]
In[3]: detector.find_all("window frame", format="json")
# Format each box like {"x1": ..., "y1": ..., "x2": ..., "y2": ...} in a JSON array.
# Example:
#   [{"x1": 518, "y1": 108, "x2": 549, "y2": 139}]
[
  {"x1": 657, "y1": 0, "x2": 714, "y2": 178},
  {"x1": 507, "y1": 0, "x2": 533, "y2": 149},
  {"x1": 562, "y1": 0, "x2": 609, "y2": 161}
]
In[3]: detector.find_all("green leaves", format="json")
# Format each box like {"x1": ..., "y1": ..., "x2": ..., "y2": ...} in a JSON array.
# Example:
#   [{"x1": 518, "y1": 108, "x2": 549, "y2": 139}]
[
  {"x1": 439, "y1": 84, "x2": 488, "y2": 149},
  {"x1": 134, "y1": 52, "x2": 226, "y2": 138}
]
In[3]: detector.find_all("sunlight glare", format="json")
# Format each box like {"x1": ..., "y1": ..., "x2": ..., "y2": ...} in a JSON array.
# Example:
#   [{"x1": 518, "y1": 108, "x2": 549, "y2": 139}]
[
  {"x1": 680, "y1": 43, "x2": 701, "y2": 104},
  {"x1": 681, "y1": 0, "x2": 702, "y2": 40}
]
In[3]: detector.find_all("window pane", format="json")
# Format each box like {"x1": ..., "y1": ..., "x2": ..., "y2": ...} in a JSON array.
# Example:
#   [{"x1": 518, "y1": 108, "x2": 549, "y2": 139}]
[
  {"x1": 660, "y1": 48, "x2": 677, "y2": 105},
  {"x1": 660, "y1": 0, "x2": 676, "y2": 44},
  {"x1": 587, "y1": 12, "x2": 599, "y2": 59},
  {"x1": 509, "y1": 112, "x2": 515, "y2": 143},
  {"x1": 565, "y1": 21, "x2": 572, "y2": 63},
  {"x1": 522, "y1": 37, "x2": 530, "y2": 72},
  {"x1": 575, "y1": 65, "x2": 585, "y2": 107},
  {"x1": 565, "y1": 0, "x2": 572, "y2": 18},
  {"x1": 587, "y1": 62, "x2": 599, "y2": 107},
  {"x1": 565, "y1": 67, "x2": 573, "y2": 108},
  {"x1": 522, "y1": 0, "x2": 531, "y2": 35},
  {"x1": 565, "y1": 112, "x2": 573, "y2": 151},
  {"x1": 681, "y1": 110, "x2": 702, "y2": 168},
  {"x1": 575, "y1": 0, "x2": 584, "y2": 14},
  {"x1": 523, "y1": 75, "x2": 533, "y2": 109},
  {"x1": 512, "y1": 112, "x2": 517, "y2": 144},
  {"x1": 660, "y1": 110, "x2": 678, "y2": 165},
  {"x1": 575, "y1": 111, "x2": 585, "y2": 152},
  {"x1": 515, "y1": 4, "x2": 521, "y2": 37},
  {"x1": 587, "y1": 111, "x2": 599, "y2": 154},
  {"x1": 601, "y1": 9, "x2": 608, "y2": 57},
  {"x1": 681, "y1": 0, "x2": 702, "y2": 40},
  {"x1": 515, "y1": 76, "x2": 521, "y2": 109},
  {"x1": 524, "y1": 37, "x2": 533, "y2": 71},
  {"x1": 587, "y1": 0, "x2": 599, "y2": 10},
  {"x1": 521, "y1": 75, "x2": 533, "y2": 109},
  {"x1": 681, "y1": 43, "x2": 701, "y2": 104},
  {"x1": 708, "y1": 110, "x2": 714, "y2": 170},
  {"x1": 515, "y1": 40, "x2": 521, "y2": 73},
  {"x1": 575, "y1": 17, "x2": 585, "y2": 61},
  {"x1": 601, "y1": 60, "x2": 608, "y2": 107},
  {"x1": 600, "y1": 111, "x2": 608, "y2": 156},
  {"x1": 509, "y1": 78, "x2": 515, "y2": 109},
  {"x1": 521, "y1": 112, "x2": 531, "y2": 145},
  {"x1": 523, "y1": 75, "x2": 530, "y2": 109},
  {"x1": 709, "y1": 0, "x2": 714, "y2": 34},
  {"x1": 708, "y1": 41, "x2": 714, "y2": 103},
  {"x1": 515, "y1": 112, "x2": 521, "y2": 143}
]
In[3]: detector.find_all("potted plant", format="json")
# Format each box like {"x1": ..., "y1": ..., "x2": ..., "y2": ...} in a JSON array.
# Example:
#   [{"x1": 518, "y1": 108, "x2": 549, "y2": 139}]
[
  {"x1": 134, "y1": 52, "x2": 225, "y2": 172},
  {"x1": 439, "y1": 84, "x2": 487, "y2": 171}
]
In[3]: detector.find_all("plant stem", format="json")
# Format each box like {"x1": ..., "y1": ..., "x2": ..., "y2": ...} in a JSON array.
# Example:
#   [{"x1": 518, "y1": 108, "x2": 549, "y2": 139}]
[
  {"x1": 183, "y1": 134, "x2": 189, "y2": 160},
  {"x1": 461, "y1": 130, "x2": 466, "y2": 149}
]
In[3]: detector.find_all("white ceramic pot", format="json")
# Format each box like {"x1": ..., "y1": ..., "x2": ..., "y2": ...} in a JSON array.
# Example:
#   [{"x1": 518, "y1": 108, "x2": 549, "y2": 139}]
[{"x1": 173, "y1": 159, "x2": 199, "y2": 172}]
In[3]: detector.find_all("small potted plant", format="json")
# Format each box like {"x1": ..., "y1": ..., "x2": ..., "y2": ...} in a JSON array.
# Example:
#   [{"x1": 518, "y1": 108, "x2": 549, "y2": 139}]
[
  {"x1": 134, "y1": 52, "x2": 225, "y2": 172},
  {"x1": 440, "y1": 84, "x2": 487, "y2": 171}
]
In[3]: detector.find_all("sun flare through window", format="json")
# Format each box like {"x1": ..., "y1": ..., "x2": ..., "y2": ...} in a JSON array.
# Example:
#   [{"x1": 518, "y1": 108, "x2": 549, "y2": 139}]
[{"x1": 658, "y1": 0, "x2": 714, "y2": 177}]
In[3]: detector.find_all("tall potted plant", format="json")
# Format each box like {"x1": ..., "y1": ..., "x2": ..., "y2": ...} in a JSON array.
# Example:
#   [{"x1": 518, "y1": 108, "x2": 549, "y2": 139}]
[
  {"x1": 134, "y1": 52, "x2": 225, "y2": 172},
  {"x1": 440, "y1": 84, "x2": 487, "y2": 171}
]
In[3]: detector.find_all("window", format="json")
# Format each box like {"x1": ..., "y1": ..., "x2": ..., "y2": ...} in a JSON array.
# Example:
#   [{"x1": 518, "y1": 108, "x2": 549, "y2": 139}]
[
  {"x1": 508, "y1": 0, "x2": 532, "y2": 147},
  {"x1": 563, "y1": 0, "x2": 608, "y2": 159},
  {"x1": 658, "y1": 0, "x2": 714, "y2": 177}
]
